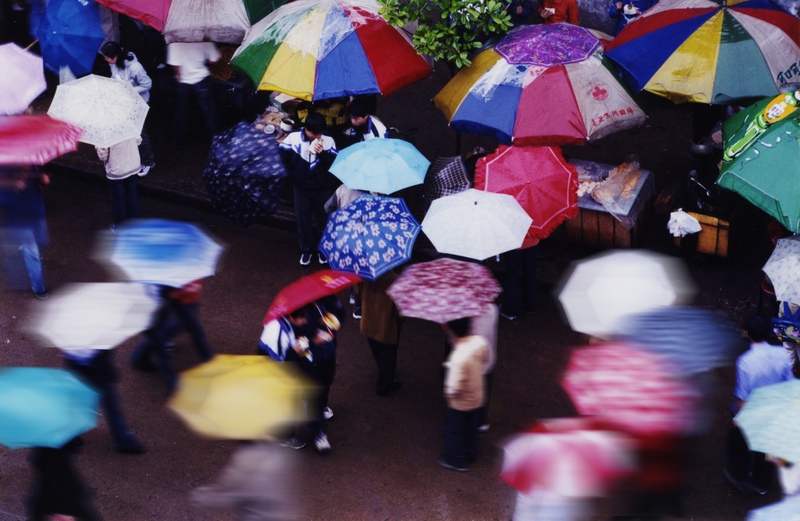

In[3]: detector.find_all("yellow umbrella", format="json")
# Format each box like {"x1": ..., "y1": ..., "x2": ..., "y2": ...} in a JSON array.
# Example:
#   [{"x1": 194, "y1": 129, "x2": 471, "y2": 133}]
[{"x1": 168, "y1": 354, "x2": 315, "y2": 440}]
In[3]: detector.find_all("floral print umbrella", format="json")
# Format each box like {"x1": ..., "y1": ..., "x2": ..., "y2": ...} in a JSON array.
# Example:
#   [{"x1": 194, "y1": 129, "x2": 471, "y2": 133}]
[{"x1": 763, "y1": 235, "x2": 800, "y2": 304}]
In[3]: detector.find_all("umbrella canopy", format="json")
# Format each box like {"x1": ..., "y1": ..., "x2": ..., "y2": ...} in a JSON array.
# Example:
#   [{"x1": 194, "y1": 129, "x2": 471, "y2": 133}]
[
  {"x1": 264, "y1": 270, "x2": 361, "y2": 323},
  {"x1": 475, "y1": 145, "x2": 579, "y2": 247},
  {"x1": 434, "y1": 24, "x2": 646, "y2": 146},
  {"x1": 423, "y1": 155, "x2": 471, "y2": 203},
  {"x1": 615, "y1": 306, "x2": 742, "y2": 374},
  {"x1": 37, "y1": 0, "x2": 105, "y2": 76},
  {"x1": 329, "y1": 138, "x2": 430, "y2": 194},
  {"x1": 0, "y1": 115, "x2": 83, "y2": 166},
  {"x1": 168, "y1": 354, "x2": 314, "y2": 439},
  {"x1": 746, "y1": 494, "x2": 800, "y2": 521},
  {"x1": 558, "y1": 249, "x2": 695, "y2": 338},
  {"x1": 421, "y1": 189, "x2": 532, "y2": 261},
  {"x1": 47, "y1": 75, "x2": 150, "y2": 149},
  {"x1": 231, "y1": 0, "x2": 432, "y2": 101},
  {"x1": 717, "y1": 91, "x2": 800, "y2": 232},
  {"x1": 386, "y1": 258, "x2": 501, "y2": 323},
  {"x1": 203, "y1": 121, "x2": 288, "y2": 227},
  {"x1": 319, "y1": 194, "x2": 420, "y2": 281},
  {"x1": 563, "y1": 343, "x2": 703, "y2": 435},
  {"x1": 735, "y1": 379, "x2": 800, "y2": 464},
  {"x1": 27, "y1": 283, "x2": 159, "y2": 351},
  {"x1": 0, "y1": 367, "x2": 99, "y2": 449},
  {"x1": 0, "y1": 43, "x2": 47, "y2": 116},
  {"x1": 96, "y1": 218, "x2": 225, "y2": 287},
  {"x1": 763, "y1": 235, "x2": 800, "y2": 303},
  {"x1": 604, "y1": 0, "x2": 800, "y2": 104}
]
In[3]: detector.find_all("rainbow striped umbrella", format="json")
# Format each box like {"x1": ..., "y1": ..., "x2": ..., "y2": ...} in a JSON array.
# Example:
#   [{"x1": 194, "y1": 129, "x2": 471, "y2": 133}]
[{"x1": 605, "y1": 0, "x2": 800, "y2": 104}]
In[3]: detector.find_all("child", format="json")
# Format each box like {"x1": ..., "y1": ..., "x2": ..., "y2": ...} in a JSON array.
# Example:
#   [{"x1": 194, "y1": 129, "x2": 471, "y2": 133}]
[{"x1": 96, "y1": 137, "x2": 142, "y2": 228}]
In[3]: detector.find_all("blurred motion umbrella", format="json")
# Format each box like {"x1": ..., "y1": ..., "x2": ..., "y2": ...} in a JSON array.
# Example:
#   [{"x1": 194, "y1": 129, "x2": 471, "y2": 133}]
[
  {"x1": 563, "y1": 343, "x2": 702, "y2": 435},
  {"x1": 47, "y1": 75, "x2": 150, "y2": 148},
  {"x1": 0, "y1": 367, "x2": 99, "y2": 449},
  {"x1": 763, "y1": 235, "x2": 800, "y2": 303},
  {"x1": 264, "y1": 270, "x2": 361, "y2": 323},
  {"x1": 734, "y1": 379, "x2": 800, "y2": 464},
  {"x1": 329, "y1": 139, "x2": 430, "y2": 194},
  {"x1": 0, "y1": 43, "x2": 47, "y2": 115},
  {"x1": 96, "y1": 218, "x2": 224, "y2": 287},
  {"x1": 27, "y1": 282, "x2": 159, "y2": 351},
  {"x1": 557, "y1": 249, "x2": 695, "y2": 338},
  {"x1": 203, "y1": 121, "x2": 288, "y2": 227},
  {"x1": 475, "y1": 145, "x2": 579, "y2": 247},
  {"x1": 37, "y1": 0, "x2": 105, "y2": 76},
  {"x1": 421, "y1": 189, "x2": 532, "y2": 260},
  {"x1": 319, "y1": 195, "x2": 420, "y2": 281},
  {"x1": 168, "y1": 354, "x2": 314, "y2": 439},
  {"x1": 746, "y1": 494, "x2": 800, "y2": 521},
  {"x1": 0, "y1": 115, "x2": 83, "y2": 166},
  {"x1": 386, "y1": 257, "x2": 501, "y2": 323},
  {"x1": 423, "y1": 155, "x2": 471, "y2": 205}
]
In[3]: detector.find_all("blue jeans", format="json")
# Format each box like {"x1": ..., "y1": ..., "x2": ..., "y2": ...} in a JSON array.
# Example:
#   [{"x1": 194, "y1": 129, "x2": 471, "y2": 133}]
[
  {"x1": 172, "y1": 77, "x2": 218, "y2": 148},
  {"x1": 441, "y1": 407, "x2": 481, "y2": 468},
  {"x1": 1, "y1": 226, "x2": 45, "y2": 293},
  {"x1": 107, "y1": 176, "x2": 139, "y2": 225}
]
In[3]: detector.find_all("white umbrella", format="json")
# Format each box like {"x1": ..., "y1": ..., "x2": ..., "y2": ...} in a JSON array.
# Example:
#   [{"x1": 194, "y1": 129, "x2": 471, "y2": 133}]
[
  {"x1": 557, "y1": 250, "x2": 695, "y2": 338},
  {"x1": 0, "y1": 43, "x2": 46, "y2": 115},
  {"x1": 746, "y1": 493, "x2": 800, "y2": 521},
  {"x1": 735, "y1": 379, "x2": 800, "y2": 465},
  {"x1": 763, "y1": 235, "x2": 800, "y2": 304},
  {"x1": 47, "y1": 74, "x2": 149, "y2": 148},
  {"x1": 421, "y1": 189, "x2": 532, "y2": 260}
]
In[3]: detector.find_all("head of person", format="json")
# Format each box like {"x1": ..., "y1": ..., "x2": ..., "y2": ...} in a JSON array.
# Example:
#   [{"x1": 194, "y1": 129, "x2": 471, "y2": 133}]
[
  {"x1": 303, "y1": 112, "x2": 327, "y2": 141},
  {"x1": 743, "y1": 314, "x2": 770, "y2": 343},
  {"x1": 287, "y1": 307, "x2": 309, "y2": 327},
  {"x1": 348, "y1": 97, "x2": 372, "y2": 129},
  {"x1": 100, "y1": 41, "x2": 126, "y2": 67},
  {"x1": 444, "y1": 317, "x2": 471, "y2": 339}
]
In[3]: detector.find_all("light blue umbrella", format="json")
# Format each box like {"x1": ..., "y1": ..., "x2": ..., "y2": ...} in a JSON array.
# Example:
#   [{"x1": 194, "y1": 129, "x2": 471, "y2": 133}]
[
  {"x1": 735, "y1": 379, "x2": 800, "y2": 464},
  {"x1": 318, "y1": 195, "x2": 420, "y2": 281},
  {"x1": 329, "y1": 139, "x2": 430, "y2": 195},
  {"x1": 0, "y1": 367, "x2": 99, "y2": 449},
  {"x1": 746, "y1": 494, "x2": 800, "y2": 521}
]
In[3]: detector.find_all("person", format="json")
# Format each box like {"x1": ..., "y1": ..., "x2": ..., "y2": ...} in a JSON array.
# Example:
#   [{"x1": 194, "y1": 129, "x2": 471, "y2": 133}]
[
  {"x1": 537, "y1": 0, "x2": 579, "y2": 25},
  {"x1": 99, "y1": 41, "x2": 155, "y2": 175},
  {"x1": 608, "y1": 0, "x2": 656, "y2": 35},
  {"x1": 507, "y1": 0, "x2": 535, "y2": 27},
  {"x1": 724, "y1": 314, "x2": 795, "y2": 495},
  {"x1": 166, "y1": 41, "x2": 221, "y2": 149},
  {"x1": 278, "y1": 112, "x2": 339, "y2": 266},
  {"x1": 96, "y1": 137, "x2": 142, "y2": 227},
  {"x1": 359, "y1": 270, "x2": 403, "y2": 396},
  {"x1": 323, "y1": 184, "x2": 365, "y2": 319},
  {"x1": 340, "y1": 96, "x2": 388, "y2": 149},
  {"x1": 439, "y1": 317, "x2": 489, "y2": 472},
  {"x1": 500, "y1": 244, "x2": 539, "y2": 321}
]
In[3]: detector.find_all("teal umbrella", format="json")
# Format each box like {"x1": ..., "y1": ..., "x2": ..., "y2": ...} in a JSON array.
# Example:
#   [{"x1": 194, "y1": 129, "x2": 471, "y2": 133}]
[
  {"x1": 0, "y1": 367, "x2": 99, "y2": 449},
  {"x1": 717, "y1": 90, "x2": 800, "y2": 232},
  {"x1": 329, "y1": 139, "x2": 430, "y2": 195},
  {"x1": 734, "y1": 379, "x2": 800, "y2": 464}
]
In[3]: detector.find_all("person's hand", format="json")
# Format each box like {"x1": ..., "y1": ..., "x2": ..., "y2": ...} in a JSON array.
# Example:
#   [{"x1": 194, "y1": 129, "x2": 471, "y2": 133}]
[{"x1": 312, "y1": 139, "x2": 324, "y2": 154}]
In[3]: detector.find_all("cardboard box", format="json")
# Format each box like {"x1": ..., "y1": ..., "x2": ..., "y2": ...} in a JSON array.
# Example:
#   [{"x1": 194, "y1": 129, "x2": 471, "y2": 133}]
[{"x1": 673, "y1": 212, "x2": 729, "y2": 257}]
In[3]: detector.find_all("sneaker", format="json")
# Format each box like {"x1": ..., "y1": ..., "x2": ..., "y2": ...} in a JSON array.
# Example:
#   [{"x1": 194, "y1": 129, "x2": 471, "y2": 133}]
[
  {"x1": 318, "y1": 253, "x2": 328, "y2": 265},
  {"x1": 478, "y1": 423, "x2": 490, "y2": 433},
  {"x1": 499, "y1": 310, "x2": 517, "y2": 321},
  {"x1": 323, "y1": 406, "x2": 334, "y2": 420},
  {"x1": 137, "y1": 164, "x2": 152, "y2": 177},
  {"x1": 33, "y1": 290, "x2": 49, "y2": 300},
  {"x1": 349, "y1": 291, "x2": 356, "y2": 305},
  {"x1": 352, "y1": 309, "x2": 362, "y2": 320},
  {"x1": 280, "y1": 437, "x2": 306, "y2": 450},
  {"x1": 437, "y1": 457, "x2": 469, "y2": 472},
  {"x1": 314, "y1": 433, "x2": 331, "y2": 453},
  {"x1": 299, "y1": 253, "x2": 313, "y2": 266}
]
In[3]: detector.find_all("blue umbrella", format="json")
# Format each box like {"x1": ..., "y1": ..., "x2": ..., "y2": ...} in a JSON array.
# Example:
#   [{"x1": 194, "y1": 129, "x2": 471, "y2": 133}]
[
  {"x1": 319, "y1": 195, "x2": 420, "y2": 281},
  {"x1": 329, "y1": 139, "x2": 430, "y2": 195},
  {"x1": 37, "y1": 0, "x2": 105, "y2": 76},
  {"x1": 0, "y1": 367, "x2": 99, "y2": 449}
]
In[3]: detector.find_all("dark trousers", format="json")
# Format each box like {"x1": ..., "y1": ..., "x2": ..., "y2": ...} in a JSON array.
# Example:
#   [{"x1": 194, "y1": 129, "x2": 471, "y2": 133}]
[
  {"x1": 299, "y1": 357, "x2": 336, "y2": 439},
  {"x1": 293, "y1": 187, "x2": 333, "y2": 254},
  {"x1": 725, "y1": 422, "x2": 774, "y2": 488},
  {"x1": 172, "y1": 77, "x2": 218, "y2": 148},
  {"x1": 502, "y1": 245, "x2": 538, "y2": 316},
  {"x1": 367, "y1": 337, "x2": 398, "y2": 394},
  {"x1": 27, "y1": 447, "x2": 101, "y2": 521},
  {"x1": 139, "y1": 127, "x2": 155, "y2": 167},
  {"x1": 107, "y1": 176, "x2": 139, "y2": 225},
  {"x1": 441, "y1": 407, "x2": 481, "y2": 468}
]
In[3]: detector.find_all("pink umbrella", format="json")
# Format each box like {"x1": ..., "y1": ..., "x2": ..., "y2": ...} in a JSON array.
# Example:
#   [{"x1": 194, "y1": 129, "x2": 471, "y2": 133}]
[
  {"x1": 0, "y1": 116, "x2": 84, "y2": 166},
  {"x1": 95, "y1": 0, "x2": 171, "y2": 32},
  {"x1": 0, "y1": 43, "x2": 46, "y2": 116}
]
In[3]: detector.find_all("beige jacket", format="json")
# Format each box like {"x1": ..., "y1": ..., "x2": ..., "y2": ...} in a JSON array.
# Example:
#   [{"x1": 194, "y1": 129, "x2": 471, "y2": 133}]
[
  {"x1": 444, "y1": 335, "x2": 488, "y2": 411},
  {"x1": 96, "y1": 137, "x2": 142, "y2": 180}
]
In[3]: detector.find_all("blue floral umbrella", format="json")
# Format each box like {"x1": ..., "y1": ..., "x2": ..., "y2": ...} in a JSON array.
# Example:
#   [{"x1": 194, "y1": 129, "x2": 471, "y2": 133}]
[
  {"x1": 319, "y1": 195, "x2": 420, "y2": 281},
  {"x1": 37, "y1": 0, "x2": 105, "y2": 76}
]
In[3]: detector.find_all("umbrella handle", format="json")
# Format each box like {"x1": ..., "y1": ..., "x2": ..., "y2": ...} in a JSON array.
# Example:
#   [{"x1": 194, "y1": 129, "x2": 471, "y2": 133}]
[{"x1": 24, "y1": 40, "x2": 39, "y2": 52}]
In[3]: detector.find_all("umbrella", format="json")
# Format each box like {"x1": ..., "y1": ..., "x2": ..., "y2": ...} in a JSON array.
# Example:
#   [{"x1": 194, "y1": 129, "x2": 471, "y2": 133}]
[
  {"x1": 717, "y1": 90, "x2": 800, "y2": 232},
  {"x1": 96, "y1": 218, "x2": 225, "y2": 287},
  {"x1": 557, "y1": 249, "x2": 695, "y2": 338},
  {"x1": 735, "y1": 379, "x2": 800, "y2": 464},
  {"x1": 264, "y1": 270, "x2": 361, "y2": 323},
  {"x1": 329, "y1": 139, "x2": 430, "y2": 195},
  {"x1": 421, "y1": 189, "x2": 532, "y2": 261},
  {"x1": 318, "y1": 194, "x2": 420, "y2": 281},
  {"x1": 562, "y1": 342, "x2": 703, "y2": 435},
  {"x1": 203, "y1": 121, "x2": 288, "y2": 227},
  {"x1": 27, "y1": 282, "x2": 159, "y2": 351},
  {"x1": 0, "y1": 43, "x2": 47, "y2": 115},
  {"x1": 167, "y1": 354, "x2": 314, "y2": 439},
  {"x1": 47, "y1": 75, "x2": 150, "y2": 149},
  {"x1": 763, "y1": 235, "x2": 800, "y2": 303},
  {"x1": 434, "y1": 24, "x2": 646, "y2": 146},
  {"x1": 231, "y1": 0, "x2": 432, "y2": 101},
  {"x1": 475, "y1": 145, "x2": 579, "y2": 247},
  {"x1": 424, "y1": 156, "x2": 471, "y2": 203},
  {"x1": 615, "y1": 306, "x2": 742, "y2": 374},
  {"x1": 0, "y1": 115, "x2": 83, "y2": 166},
  {"x1": 746, "y1": 494, "x2": 800, "y2": 521},
  {"x1": 500, "y1": 428, "x2": 635, "y2": 498},
  {"x1": 0, "y1": 367, "x2": 99, "y2": 449},
  {"x1": 386, "y1": 258, "x2": 501, "y2": 323},
  {"x1": 604, "y1": 0, "x2": 800, "y2": 104},
  {"x1": 37, "y1": 0, "x2": 105, "y2": 76}
]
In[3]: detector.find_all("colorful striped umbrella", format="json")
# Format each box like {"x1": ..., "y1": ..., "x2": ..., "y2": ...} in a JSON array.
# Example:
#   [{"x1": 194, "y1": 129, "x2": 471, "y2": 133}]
[
  {"x1": 434, "y1": 23, "x2": 646, "y2": 146},
  {"x1": 604, "y1": 0, "x2": 800, "y2": 104},
  {"x1": 231, "y1": 0, "x2": 432, "y2": 101}
]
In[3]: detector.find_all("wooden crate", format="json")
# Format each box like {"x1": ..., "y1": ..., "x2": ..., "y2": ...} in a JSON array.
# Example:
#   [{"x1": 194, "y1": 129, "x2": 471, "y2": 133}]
[
  {"x1": 673, "y1": 212, "x2": 730, "y2": 257},
  {"x1": 564, "y1": 207, "x2": 644, "y2": 248}
]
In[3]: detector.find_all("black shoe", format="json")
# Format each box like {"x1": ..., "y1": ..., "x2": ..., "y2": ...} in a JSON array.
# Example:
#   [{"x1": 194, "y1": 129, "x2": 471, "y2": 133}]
[
  {"x1": 299, "y1": 253, "x2": 313, "y2": 266},
  {"x1": 437, "y1": 457, "x2": 469, "y2": 472},
  {"x1": 723, "y1": 467, "x2": 759, "y2": 495},
  {"x1": 377, "y1": 381, "x2": 402, "y2": 396},
  {"x1": 318, "y1": 253, "x2": 328, "y2": 265},
  {"x1": 115, "y1": 435, "x2": 145, "y2": 455},
  {"x1": 33, "y1": 290, "x2": 49, "y2": 300}
]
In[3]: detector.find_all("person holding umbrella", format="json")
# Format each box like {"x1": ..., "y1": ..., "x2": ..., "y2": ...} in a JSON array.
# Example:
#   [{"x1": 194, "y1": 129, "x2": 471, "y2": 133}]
[{"x1": 359, "y1": 270, "x2": 403, "y2": 396}]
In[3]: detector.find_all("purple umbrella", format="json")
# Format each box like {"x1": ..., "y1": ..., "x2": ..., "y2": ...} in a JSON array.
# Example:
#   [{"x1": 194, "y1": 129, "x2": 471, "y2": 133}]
[{"x1": 494, "y1": 24, "x2": 600, "y2": 66}]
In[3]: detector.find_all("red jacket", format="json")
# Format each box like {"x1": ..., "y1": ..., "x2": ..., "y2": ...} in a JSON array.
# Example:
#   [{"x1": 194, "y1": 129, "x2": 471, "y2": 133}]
[{"x1": 538, "y1": 0, "x2": 579, "y2": 25}]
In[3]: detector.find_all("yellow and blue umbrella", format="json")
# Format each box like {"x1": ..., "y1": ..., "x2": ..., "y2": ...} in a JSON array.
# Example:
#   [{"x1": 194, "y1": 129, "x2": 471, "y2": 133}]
[{"x1": 605, "y1": 0, "x2": 800, "y2": 104}]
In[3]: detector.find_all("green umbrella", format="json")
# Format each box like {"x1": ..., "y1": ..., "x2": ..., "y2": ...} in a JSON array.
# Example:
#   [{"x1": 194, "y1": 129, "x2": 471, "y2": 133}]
[
  {"x1": 734, "y1": 379, "x2": 800, "y2": 464},
  {"x1": 717, "y1": 90, "x2": 800, "y2": 232}
]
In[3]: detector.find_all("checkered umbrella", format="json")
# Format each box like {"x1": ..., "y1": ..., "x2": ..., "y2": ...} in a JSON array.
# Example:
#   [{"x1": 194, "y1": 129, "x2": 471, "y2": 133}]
[{"x1": 424, "y1": 156, "x2": 471, "y2": 203}]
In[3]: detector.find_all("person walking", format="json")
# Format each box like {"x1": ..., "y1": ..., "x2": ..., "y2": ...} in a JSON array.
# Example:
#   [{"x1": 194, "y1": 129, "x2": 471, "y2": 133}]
[
  {"x1": 359, "y1": 270, "x2": 402, "y2": 396},
  {"x1": 500, "y1": 244, "x2": 539, "y2": 321},
  {"x1": 96, "y1": 137, "x2": 142, "y2": 228}
]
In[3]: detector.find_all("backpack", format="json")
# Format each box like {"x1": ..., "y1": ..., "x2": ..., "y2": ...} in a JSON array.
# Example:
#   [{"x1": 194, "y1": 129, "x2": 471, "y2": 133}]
[{"x1": 772, "y1": 302, "x2": 800, "y2": 343}]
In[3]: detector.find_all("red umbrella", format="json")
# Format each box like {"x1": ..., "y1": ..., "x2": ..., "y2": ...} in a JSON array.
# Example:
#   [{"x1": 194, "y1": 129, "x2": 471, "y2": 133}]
[
  {"x1": 0, "y1": 115, "x2": 84, "y2": 166},
  {"x1": 475, "y1": 145, "x2": 578, "y2": 247},
  {"x1": 263, "y1": 270, "x2": 361, "y2": 323}
]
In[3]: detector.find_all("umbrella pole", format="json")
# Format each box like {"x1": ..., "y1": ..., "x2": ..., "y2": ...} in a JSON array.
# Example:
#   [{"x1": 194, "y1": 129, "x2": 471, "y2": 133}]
[
  {"x1": 455, "y1": 132, "x2": 461, "y2": 156},
  {"x1": 24, "y1": 40, "x2": 39, "y2": 51}
]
